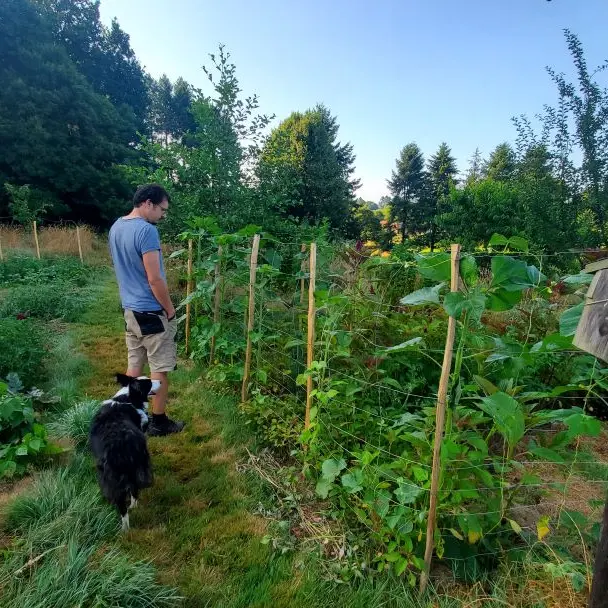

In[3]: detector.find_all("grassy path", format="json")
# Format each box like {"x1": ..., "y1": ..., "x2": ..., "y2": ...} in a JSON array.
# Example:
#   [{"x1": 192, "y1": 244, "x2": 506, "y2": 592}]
[{"x1": 74, "y1": 277, "x2": 416, "y2": 607}]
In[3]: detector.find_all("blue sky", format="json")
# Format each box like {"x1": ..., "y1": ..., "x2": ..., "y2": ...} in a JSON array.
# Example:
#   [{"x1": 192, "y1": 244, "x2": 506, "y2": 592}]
[{"x1": 99, "y1": 0, "x2": 607, "y2": 202}]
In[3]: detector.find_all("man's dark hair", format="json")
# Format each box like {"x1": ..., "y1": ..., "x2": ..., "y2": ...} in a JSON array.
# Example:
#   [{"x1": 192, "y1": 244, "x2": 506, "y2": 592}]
[{"x1": 133, "y1": 184, "x2": 170, "y2": 207}]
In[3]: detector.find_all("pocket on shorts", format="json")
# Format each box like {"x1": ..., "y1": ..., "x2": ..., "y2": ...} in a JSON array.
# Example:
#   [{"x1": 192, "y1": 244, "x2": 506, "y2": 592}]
[{"x1": 133, "y1": 311, "x2": 165, "y2": 336}]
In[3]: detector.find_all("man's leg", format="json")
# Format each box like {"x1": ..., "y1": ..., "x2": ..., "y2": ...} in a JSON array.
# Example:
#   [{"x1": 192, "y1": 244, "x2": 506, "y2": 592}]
[
  {"x1": 146, "y1": 316, "x2": 184, "y2": 436},
  {"x1": 150, "y1": 371, "x2": 168, "y2": 415}
]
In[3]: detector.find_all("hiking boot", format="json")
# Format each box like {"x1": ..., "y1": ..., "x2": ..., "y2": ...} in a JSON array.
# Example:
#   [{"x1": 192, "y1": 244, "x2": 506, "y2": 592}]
[{"x1": 147, "y1": 415, "x2": 185, "y2": 437}]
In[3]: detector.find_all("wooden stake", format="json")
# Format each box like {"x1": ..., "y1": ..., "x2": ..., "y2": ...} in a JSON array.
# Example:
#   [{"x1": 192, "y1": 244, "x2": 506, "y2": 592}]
[
  {"x1": 76, "y1": 225, "x2": 84, "y2": 263},
  {"x1": 304, "y1": 242, "x2": 317, "y2": 430},
  {"x1": 184, "y1": 239, "x2": 193, "y2": 356},
  {"x1": 241, "y1": 234, "x2": 260, "y2": 403},
  {"x1": 33, "y1": 221, "x2": 40, "y2": 259},
  {"x1": 209, "y1": 245, "x2": 223, "y2": 365},
  {"x1": 420, "y1": 243, "x2": 461, "y2": 594},
  {"x1": 299, "y1": 243, "x2": 307, "y2": 305},
  {"x1": 0, "y1": 231, "x2": 3, "y2": 262},
  {"x1": 589, "y1": 495, "x2": 608, "y2": 608}
]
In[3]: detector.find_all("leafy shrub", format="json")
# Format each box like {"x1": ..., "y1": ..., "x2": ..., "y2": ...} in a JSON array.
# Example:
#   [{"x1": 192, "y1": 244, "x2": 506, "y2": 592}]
[
  {"x1": 0, "y1": 317, "x2": 49, "y2": 386},
  {"x1": 0, "y1": 383, "x2": 58, "y2": 478},
  {"x1": 0, "y1": 283, "x2": 94, "y2": 322}
]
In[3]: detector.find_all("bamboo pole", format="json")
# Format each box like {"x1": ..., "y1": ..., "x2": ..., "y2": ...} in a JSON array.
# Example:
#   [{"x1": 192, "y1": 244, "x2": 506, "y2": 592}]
[
  {"x1": 209, "y1": 245, "x2": 223, "y2": 365},
  {"x1": 420, "y1": 243, "x2": 461, "y2": 594},
  {"x1": 184, "y1": 239, "x2": 193, "y2": 356},
  {"x1": 32, "y1": 221, "x2": 40, "y2": 259},
  {"x1": 304, "y1": 242, "x2": 317, "y2": 430},
  {"x1": 241, "y1": 234, "x2": 260, "y2": 403},
  {"x1": 76, "y1": 225, "x2": 84, "y2": 263}
]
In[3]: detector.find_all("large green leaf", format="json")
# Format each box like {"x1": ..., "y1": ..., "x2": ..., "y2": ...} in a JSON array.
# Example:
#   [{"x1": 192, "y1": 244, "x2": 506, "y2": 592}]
[
  {"x1": 415, "y1": 253, "x2": 451, "y2": 282},
  {"x1": 460, "y1": 255, "x2": 478, "y2": 288},
  {"x1": 486, "y1": 288, "x2": 522, "y2": 312},
  {"x1": 443, "y1": 291, "x2": 486, "y2": 321},
  {"x1": 491, "y1": 256, "x2": 545, "y2": 291},
  {"x1": 400, "y1": 283, "x2": 444, "y2": 306},
  {"x1": 321, "y1": 458, "x2": 346, "y2": 482},
  {"x1": 394, "y1": 479, "x2": 423, "y2": 505},
  {"x1": 559, "y1": 303, "x2": 583, "y2": 337},
  {"x1": 382, "y1": 337, "x2": 423, "y2": 353},
  {"x1": 477, "y1": 392, "x2": 525, "y2": 449}
]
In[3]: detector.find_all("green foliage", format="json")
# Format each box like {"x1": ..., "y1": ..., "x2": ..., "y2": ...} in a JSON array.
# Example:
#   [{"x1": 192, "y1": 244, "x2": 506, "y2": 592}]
[
  {"x1": 210, "y1": 232, "x2": 603, "y2": 584},
  {"x1": 0, "y1": 0, "x2": 136, "y2": 224},
  {"x1": 0, "y1": 383, "x2": 57, "y2": 478},
  {"x1": 0, "y1": 318, "x2": 49, "y2": 387},
  {"x1": 0, "y1": 283, "x2": 94, "y2": 322},
  {"x1": 4, "y1": 183, "x2": 53, "y2": 225}
]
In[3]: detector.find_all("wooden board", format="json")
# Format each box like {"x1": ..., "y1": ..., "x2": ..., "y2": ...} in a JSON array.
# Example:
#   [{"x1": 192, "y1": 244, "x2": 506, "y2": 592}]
[
  {"x1": 584, "y1": 258, "x2": 608, "y2": 274},
  {"x1": 573, "y1": 269, "x2": 608, "y2": 363}
]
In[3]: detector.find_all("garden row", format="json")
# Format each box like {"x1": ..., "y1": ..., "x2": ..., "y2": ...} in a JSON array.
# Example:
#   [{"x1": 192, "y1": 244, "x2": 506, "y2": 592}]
[{"x1": 180, "y1": 222, "x2": 607, "y2": 590}]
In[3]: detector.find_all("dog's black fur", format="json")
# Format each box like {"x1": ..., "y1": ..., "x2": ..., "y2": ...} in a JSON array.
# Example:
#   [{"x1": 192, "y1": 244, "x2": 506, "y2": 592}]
[{"x1": 89, "y1": 374, "x2": 154, "y2": 530}]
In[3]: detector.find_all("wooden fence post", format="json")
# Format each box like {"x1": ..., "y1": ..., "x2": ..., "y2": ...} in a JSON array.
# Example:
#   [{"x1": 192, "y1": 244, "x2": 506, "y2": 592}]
[
  {"x1": 76, "y1": 225, "x2": 84, "y2": 264},
  {"x1": 209, "y1": 245, "x2": 223, "y2": 365},
  {"x1": 0, "y1": 231, "x2": 3, "y2": 262},
  {"x1": 184, "y1": 239, "x2": 193, "y2": 356},
  {"x1": 304, "y1": 242, "x2": 317, "y2": 431},
  {"x1": 300, "y1": 243, "x2": 307, "y2": 305},
  {"x1": 589, "y1": 495, "x2": 608, "y2": 608},
  {"x1": 241, "y1": 234, "x2": 260, "y2": 403},
  {"x1": 32, "y1": 221, "x2": 41, "y2": 259},
  {"x1": 420, "y1": 243, "x2": 461, "y2": 594}
]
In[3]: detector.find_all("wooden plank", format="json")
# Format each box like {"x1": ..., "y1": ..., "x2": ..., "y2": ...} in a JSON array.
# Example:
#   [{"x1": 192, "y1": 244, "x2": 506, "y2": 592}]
[
  {"x1": 584, "y1": 259, "x2": 608, "y2": 274},
  {"x1": 589, "y1": 497, "x2": 608, "y2": 608},
  {"x1": 573, "y1": 269, "x2": 608, "y2": 363}
]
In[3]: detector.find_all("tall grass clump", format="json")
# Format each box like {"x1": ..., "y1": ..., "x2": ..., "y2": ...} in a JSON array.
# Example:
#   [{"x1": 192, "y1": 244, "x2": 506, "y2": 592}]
[
  {"x1": 0, "y1": 541, "x2": 182, "y2": 608},
  {"x1": 48, "y1": 400, "x2": 99, "y2": 449},
  {"x1": 4, "y1": 455, "x2": 118, "y2": 550}
]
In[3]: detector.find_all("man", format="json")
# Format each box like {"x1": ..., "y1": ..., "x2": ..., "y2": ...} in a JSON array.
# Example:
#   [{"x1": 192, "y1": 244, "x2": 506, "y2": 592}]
[{"x1": 108, "y1": 184, "x2": 184, "y2": 436}]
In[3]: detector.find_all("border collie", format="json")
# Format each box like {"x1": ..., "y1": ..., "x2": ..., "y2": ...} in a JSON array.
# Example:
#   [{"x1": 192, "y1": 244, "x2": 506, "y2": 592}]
[{"x1": 89, "y1": 374, "x2": 160, "y2": 531}]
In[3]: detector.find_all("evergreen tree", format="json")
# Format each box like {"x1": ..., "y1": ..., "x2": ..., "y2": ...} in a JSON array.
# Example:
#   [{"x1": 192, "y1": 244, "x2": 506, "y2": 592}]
[
  {"x1": 484, "y1": 143, "x2": 516, "y2": 181},
  {"x1": 258, "y1": 105, "x2": 360, "y2": 236},
  {"x1": 426, "y1": 142, "x2": 458, "y2": 250},
  {"x1": 35, "y1": 0, "x2": 149, "y2": 132},
  {"x1": 466, "y1": 147, "x2": 483, "y2": 185},
  {"x1": 387, "y1": 143, "x2": 425, "y2": 241}
]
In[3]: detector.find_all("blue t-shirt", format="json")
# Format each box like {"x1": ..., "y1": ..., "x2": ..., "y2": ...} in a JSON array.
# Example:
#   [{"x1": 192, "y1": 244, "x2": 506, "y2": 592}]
[{"x1": 108, "y1": 217, "x2": 166, "y2": 312}]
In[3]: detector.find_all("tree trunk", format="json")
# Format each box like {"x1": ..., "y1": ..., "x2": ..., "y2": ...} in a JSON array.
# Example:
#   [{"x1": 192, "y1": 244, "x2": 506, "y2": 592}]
[{"x1": 589, "y1": 498, "x2": 608, "y2": 608}]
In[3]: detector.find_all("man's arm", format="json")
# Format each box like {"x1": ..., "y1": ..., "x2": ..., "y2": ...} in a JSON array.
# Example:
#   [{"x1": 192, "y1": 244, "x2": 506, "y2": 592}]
[{"x1": 142, "y1": 250, "x2": 175, "y2": 318}]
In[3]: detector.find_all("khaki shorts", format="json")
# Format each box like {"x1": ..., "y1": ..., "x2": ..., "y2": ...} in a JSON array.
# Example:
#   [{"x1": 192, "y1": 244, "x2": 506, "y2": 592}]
[{"x1": 124, "y1": 309, "x2": 177, "y2": 374}]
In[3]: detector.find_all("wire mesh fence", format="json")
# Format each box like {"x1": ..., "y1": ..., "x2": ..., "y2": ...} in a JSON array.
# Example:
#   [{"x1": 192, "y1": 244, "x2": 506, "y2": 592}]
[{"x1": 172, "y1": 230, "x2": 608, "y2": 589}]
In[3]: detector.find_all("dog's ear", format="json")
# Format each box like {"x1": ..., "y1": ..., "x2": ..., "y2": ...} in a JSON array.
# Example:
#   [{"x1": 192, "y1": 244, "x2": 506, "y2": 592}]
[{"x1": 115, "y1": 373, "x2": 133, "y2": 387}]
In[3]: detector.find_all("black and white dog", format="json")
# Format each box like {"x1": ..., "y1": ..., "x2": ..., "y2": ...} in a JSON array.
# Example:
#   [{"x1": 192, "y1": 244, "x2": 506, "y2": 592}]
[{"x1": 89, "y1": 373, "x2": 160, "y2": 531}]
